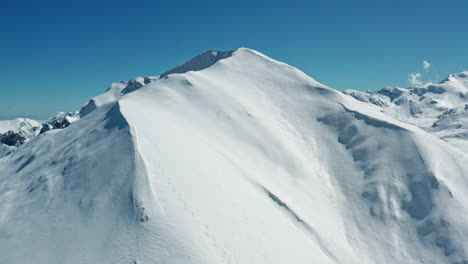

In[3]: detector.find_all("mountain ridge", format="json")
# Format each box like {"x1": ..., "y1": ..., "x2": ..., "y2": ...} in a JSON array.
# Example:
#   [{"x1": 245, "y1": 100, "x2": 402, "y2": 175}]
[
  {"x1": 1, "y1": 48, "x2": 468, "y2": 263},
  {"x1": 344, "y1": 71, "x2": 468, "y2": 152}
]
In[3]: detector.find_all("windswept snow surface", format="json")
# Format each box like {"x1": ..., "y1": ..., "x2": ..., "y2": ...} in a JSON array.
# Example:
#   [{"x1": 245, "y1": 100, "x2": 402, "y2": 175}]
[
  {"x1": 79, "y1": 76, "x2": 159, "y2": 117},
  {"x1": 1, "y1": 48, "x2": 468, "y2": 264},
  {"x1": 0, "y1": 144, "x2": 15, "y2": 158}
]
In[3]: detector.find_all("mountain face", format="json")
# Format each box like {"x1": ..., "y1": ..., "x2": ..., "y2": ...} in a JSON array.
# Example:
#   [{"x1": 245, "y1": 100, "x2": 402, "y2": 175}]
[
  {"x1": 1, "y1": 49, "x2": 468, "y2": 264},
  {"x1": 0, "y1": 118, "x2": 42, "y2": 140},
  {"x1": 0, "y1": 118, "x2": 41, "y2": 151},
  {"x1": 344, "y1": 72, "x2": 468, "y2": 151},
  {"x1": 0, "y1": 113, "x2": 81, "y2": 151},
  {"x1": 38, "y1": 111, "x2": 80, "y2": 134}
]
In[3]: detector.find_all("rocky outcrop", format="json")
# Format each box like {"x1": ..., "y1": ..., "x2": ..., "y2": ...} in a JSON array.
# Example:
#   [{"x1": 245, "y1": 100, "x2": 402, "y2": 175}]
[
  {"x1": 39, "y1": 112, "x2": 78, "y2": 135},
  {"x1": 0, "y1": 131, "x2": 27, "y2": 147}
]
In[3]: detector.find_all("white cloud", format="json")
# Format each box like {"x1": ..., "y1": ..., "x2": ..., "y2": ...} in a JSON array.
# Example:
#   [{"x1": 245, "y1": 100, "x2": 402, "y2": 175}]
[
  {"x1": 409, "y1": 73, "x2": 423, "y2": 87},
  {"x1": 407, "y1": 60, "x2": 433, "y2": 87},
  {"x1": 423, "y1": 60, "x2": 431, "y2": 70}
]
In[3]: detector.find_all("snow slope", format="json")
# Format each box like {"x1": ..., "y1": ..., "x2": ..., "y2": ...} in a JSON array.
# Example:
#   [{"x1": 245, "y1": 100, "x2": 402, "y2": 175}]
[
  {"x1": 1, "y1": 48, "x2": 468, "y2": 264},
  {"x1": 79, "y1": 76, "x2": 159, "y2": 117},
  {"x1": 0, "y1": 144, "x2": 15, "y2": 158}
]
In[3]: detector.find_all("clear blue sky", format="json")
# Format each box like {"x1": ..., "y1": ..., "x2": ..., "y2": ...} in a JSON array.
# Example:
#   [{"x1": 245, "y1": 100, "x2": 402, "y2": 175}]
[{"x1": 1, "y1": 0, "x2": 467, "y2": 119}]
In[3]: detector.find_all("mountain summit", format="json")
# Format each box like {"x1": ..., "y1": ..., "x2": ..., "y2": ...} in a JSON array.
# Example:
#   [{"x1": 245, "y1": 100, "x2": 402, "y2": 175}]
[
  {"x1": 1, "y1": 48, "x2": 468, "y2": 264},
  {"x1": 161, "y1": 49, "x2": 234, "y2": 77}
]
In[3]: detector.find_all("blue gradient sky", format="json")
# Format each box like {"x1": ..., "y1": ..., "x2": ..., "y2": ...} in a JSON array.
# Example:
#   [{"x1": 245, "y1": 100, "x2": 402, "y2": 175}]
[{"x1": 1, "y1": 0, "x2": 468, "y2": 119}]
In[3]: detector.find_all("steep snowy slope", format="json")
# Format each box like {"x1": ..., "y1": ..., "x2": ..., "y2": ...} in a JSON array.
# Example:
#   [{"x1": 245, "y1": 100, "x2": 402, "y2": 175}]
[
  {"x1": 1, "y1": 48, "x2": 468, "y2": 264},
  {"x1": 0, "y1": 104, "x2": 151, "y2": 263},
  {"x1": 430, "y1": 106, "x2": 468, "y2": 151},
  {"x1": 0, "y1": 144, "x2": 15, "y2": 158}
]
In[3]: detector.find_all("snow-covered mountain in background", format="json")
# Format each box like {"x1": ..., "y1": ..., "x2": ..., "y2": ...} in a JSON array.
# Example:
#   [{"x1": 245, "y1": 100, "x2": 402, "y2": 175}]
[
  {"x1": 345, "y1": 72, "x2": 468, "y2": 151},
  {"x1": 0, "y1": 114, "x2": 81, "y2": 155},
  {"x1": 0, "y1": 118, "x2": 41, "y2": 140},
  {"x1": 38, "y1": 111, "x2": 81, "y2": 134},
  {"x1": 0, "y1": 118, "x2": 41, "y2": 156},
  {"x1": 1, "y1": 48, "x2": 468, "y2": 264}
]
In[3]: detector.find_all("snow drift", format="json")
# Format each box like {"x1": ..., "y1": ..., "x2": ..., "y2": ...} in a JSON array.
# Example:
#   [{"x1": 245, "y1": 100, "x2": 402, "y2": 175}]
[{"x1": 1, "y1": 48, "x2": 468, "y2": 264}]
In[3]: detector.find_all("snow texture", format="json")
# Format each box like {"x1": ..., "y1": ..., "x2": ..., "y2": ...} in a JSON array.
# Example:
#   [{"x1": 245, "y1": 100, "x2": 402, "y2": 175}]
[{"x1": 1, "y1": 48, "x2": 468, "y2": 264}]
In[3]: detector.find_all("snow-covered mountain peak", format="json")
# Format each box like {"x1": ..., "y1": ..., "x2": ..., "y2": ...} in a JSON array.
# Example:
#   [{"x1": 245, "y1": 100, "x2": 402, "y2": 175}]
[
  {"x1": 439, "y1": 71, "x2": 468, "y2": 89},
  {"x1": 0, "y1": 118, "x2": 41, "y2": 134},
  {"x1": 0, "y1": 118, "x2": 41, "y2": 148},
  {"x1": 3, "y1": 48, "x2": 468, "y2": 264},
  {"x1": 79, "y1": 49, "x2": 239, "y2": 117},
  {"x1": 443, "y1": 71, "x2": 468, "y2": 82},
  {"x1": 78, "y1": 48, "x2": 330, "y2": 118},
  {"x1": 160, "y1": 49, "x2": 235, "y2": 78}
]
